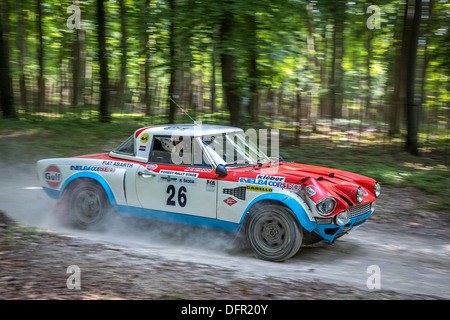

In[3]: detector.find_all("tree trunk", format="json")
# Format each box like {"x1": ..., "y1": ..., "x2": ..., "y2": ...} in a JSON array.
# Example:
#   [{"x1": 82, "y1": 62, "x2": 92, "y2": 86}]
[
  {"x1": 365, "y1": 29, "x2": 373, "y2": 120},
  {"x1": 116, "y1": 0, "x2": 127, "y2": 109},
  {"x1": 405, "y1": 0, "x2": 422, "y2": 155},
  {"x1": 330, "y1": 3, "x2": 344, "y2": 120},
  {"x1": 246, "y1": 13, "x2": 259, "y2": 124},
  {"x1": 167, "y1": 0, "x2": 177, "y2": 123},
  {"x1": 0, "y1": 0, "x2": 16, "y2": 118},
  {"x1": 389, "y1": 4, "x2": 409, "y2": 136},
  {"x1": 15, "y1": 0, "x2": 27, "y2": 112},
  {"x1": 36, "y1": 0, "x2": 45, "y2": 112},
  {"x1": 72, "y1": 18, "x2": 85, "y2": 111},
  {"x1": 219, "y1": 13, "x2": 241, "y2": 127},
  {"x1": 210, "y1": 36, "x2": 217, "y2": 114},
  {"x1": 97, "y1": 0, "x2": 110, "y2": 122}
]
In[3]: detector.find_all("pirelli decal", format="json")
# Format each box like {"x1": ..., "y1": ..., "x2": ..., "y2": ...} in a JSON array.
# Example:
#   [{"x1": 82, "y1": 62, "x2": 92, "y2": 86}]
[{"x1": 246, "y1": 185, "x2": 273, "y2": 193}]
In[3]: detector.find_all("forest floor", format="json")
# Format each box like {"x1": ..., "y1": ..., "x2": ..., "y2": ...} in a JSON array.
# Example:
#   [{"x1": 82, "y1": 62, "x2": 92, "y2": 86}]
[{"x1": 0, "y1": 185, "x2": 448, "y2": 301}]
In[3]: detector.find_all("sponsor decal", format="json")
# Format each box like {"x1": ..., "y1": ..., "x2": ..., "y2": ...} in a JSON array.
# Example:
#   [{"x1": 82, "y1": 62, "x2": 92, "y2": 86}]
[
  {"x1": 70, "y1": 165, "x2": 116, "y2": 173},
  {"x1": 44, "y1": 165, "x2": 61, "y2": 188},
  {"x1": 206, "y1": 180, "x2": 216, "y2": 192},
  {"x1": 305, "y1": 185, "x2": 316, "y2": 197},
  {"x1": 102, "y1": 160, "x2": 134, "y2": 168},
  {"x1": 164, "y1": 126, "x2": 187, "y2": 131},
  {"x1": 255, "y1": 175, "x2": 285, "y2": 182},
  {"x1": 239, "y1": 177, "x2": 283, "y2": 188},
  {"x1": 140, "y1": 133, "x2": 150, "y2": 143},
  {"x1": 280, "y1": 183, "x2": 302, "y2": 191},
  {"x1": 223, "y1": 197, "x2": 237, "y2": 206},
  {"x1": 246, "y1": 185, "x2": 273, "y2": 193},
  {"x1": 223, "y1": 186, "x2": 246, "y2": 200},
  {"x1": 184, "y1": 167, "x2": 213, "y2": 173},
  {"x1": 139, "y1": 145, "x2": 146, "y2": 151},
  {"x1": 146, "y1": 164, "x2": 158, "y2": 170},
  {"x1": 239, "y1": 177, "x2": 301, "y2": 191},
  {"x1": 159, "y1": 170, "x2": 199, "y2": 178},
  {"x1": 158, "y1": 170, "x2": 198, "y2": 185}
]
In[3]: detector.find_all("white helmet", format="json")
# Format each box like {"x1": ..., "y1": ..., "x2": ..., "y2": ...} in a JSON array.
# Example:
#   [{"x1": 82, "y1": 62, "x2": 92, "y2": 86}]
[{"x1": 159, "y1": 137, "x2": 174, "y2": 151}]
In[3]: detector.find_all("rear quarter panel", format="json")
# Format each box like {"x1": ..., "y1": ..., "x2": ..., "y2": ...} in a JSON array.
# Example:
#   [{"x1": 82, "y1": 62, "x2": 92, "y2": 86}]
[{"x1": 37, "y1": 158, "x2": 129, "y2": 205}]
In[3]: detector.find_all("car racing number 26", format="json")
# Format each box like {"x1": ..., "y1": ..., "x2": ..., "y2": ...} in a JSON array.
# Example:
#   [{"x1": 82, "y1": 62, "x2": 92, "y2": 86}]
[{"x1": 166, "y1": 185, "x2": 187, "y2": 207}]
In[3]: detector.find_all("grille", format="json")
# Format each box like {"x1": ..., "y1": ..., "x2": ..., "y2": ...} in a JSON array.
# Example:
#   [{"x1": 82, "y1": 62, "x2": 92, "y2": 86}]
[{"x1": 349, "y1": 203, "x2": 371, "y2": 218}]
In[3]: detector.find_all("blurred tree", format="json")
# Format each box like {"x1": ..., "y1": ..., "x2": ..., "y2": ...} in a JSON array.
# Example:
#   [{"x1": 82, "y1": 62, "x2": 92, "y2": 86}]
[
  {"x1": 116, "y1": 0, "x2": 128, "y2": 109},
  {"x1": 218, "y1": 2, "x2": 241, "y2": 127},
  {"x1": 97, "y1": 0, "x2": 110, "y2": 122},
  {"x1": 405, "y1": 0, "x2": 422, "y2": 156},
  {"x1": 36, "y1": 0, "x2": 45, "y2": 112},
  {"x1": 0, "y1": 0, "x2": 16, "y2": 118},
  {"x1": 167, "y1": 0, "x2": 177, "y2": 123},
  {"x1": 330, "y1": 0, "x2": 345, "y2": 120}
]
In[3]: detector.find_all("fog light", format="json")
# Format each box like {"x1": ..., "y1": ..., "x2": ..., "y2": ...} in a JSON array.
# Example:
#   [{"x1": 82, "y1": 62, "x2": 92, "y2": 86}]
[{"x1": 335, "y1": 210, "x2": 350, "y2": 226}]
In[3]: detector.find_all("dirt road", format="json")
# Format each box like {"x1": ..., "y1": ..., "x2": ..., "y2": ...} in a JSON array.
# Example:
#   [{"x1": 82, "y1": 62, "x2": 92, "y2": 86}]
[{"x1": 0, "y1": 166, "x2": 448, "y2": 299}]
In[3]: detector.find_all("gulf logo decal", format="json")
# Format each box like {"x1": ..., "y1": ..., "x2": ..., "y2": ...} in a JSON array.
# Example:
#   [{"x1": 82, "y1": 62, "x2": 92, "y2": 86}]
[{"x1": 44, "y1": 165, "x2": 61, "y2": 188}]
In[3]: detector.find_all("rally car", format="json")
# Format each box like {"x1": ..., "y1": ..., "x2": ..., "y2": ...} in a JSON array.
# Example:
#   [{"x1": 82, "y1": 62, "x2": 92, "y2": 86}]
[{"x1": 37, "y1": 124, "x2": 380, "y2": 261}]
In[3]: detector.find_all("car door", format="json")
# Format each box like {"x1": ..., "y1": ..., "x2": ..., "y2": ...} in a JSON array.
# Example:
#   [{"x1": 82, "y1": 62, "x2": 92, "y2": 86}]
[{"x1": 135, "y1": 136, "x2": 217, "y2": 219}]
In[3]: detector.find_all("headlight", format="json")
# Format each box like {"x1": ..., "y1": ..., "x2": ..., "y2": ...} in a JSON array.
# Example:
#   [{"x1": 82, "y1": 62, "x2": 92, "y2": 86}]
[
  {"x1": 335, "y1": 210, "x2": 350, "y2": 226},
  {"x1": 356, "y1": 187, "x2": 364, "y2": 203},
  {"x1": 374, "y1": 182, "x2": 381, "y2": 197},
  {"x1": 316, "y1": 197, "x2": 337, "y2": 216}
]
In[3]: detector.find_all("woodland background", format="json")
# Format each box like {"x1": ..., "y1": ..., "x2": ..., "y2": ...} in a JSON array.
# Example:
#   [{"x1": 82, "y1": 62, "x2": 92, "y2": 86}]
[{"x1": 0, "y1": 0, "x2": 449, "y2": 157}]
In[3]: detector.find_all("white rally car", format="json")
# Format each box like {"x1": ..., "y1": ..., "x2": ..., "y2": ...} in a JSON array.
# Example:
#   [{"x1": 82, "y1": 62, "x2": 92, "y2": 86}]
[{"x1": 37, "y1": 124, "x2": 380, "y2": 261}]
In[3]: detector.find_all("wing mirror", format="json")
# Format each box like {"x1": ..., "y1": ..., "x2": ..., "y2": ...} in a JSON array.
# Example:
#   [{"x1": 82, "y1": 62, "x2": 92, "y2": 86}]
[{"x1": 215, "y1": 164, "x2": 228, "y2": 176}]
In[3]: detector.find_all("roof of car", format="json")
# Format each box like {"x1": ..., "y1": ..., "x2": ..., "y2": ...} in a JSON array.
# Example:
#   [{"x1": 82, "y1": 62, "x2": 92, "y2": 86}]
[{"x1": 135, "y1": 124, "x2": 243, "y2": 137}]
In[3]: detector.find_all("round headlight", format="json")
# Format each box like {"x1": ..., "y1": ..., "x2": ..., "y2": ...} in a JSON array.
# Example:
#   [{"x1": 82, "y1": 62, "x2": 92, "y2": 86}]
[
  {"x1": 356, "y1": 187, "x2": 364, "y2": 203},
  {"x1": 316, "y1": 197, "x2": 337, "y2": 216},
  {"x1": 335, "y1": 210, "x2": 350, "y2": 226},
  {"x1": 374, "y1": 182, "x2": 381, "y2": 197}
]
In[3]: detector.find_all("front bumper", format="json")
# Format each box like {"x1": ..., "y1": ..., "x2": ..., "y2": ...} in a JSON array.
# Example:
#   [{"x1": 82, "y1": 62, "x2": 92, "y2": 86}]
[{"x1": 313, "y1": 208, "x2": 374, "y2": 243}]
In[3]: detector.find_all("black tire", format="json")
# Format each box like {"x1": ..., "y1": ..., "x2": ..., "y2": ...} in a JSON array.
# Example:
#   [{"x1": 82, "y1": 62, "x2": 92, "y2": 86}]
[
  {"x1": 67, "y1": 180, "x2": 112, "y2": 229},
  {"x1": 246, "y1": 204, "x2": 302, "y2": 262}
]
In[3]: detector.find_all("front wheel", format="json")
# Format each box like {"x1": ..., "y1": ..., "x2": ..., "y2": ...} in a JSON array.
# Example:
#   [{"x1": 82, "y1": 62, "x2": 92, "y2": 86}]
[
  {"x1": 67, "y1": 180, "x2": 112, "y2": 229},
  {"x1": 246, "y1": 204, "x2": 302, "y2": 262}
]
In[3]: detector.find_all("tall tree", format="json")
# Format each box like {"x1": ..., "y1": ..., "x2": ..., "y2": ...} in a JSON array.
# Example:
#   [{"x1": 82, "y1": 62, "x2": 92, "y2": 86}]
[
  {"x1": 245, "y1": 11, "x2": 259, "y2": 124},
  {"x1": 218, "y1": 7, "x2": 241, "y2": 127},
  {"x1": 15, "y1": 0, "x2": 27, "y2": 112},
  {"x1": 72, "y1": 0, "x2": 85, "y2": 111},
  {"x1": 389, "y1": 3, "x2": 408, "y2": 136},
  {"x1": 97, "y1": 0, "x2": 110, "y2": 122},
  {"x1": 405, "y1": 0, "x2": 422, "y2": 155},
  {"x1": 167, "y1": 0, "x2": 177, "y2": 123},
  {"x1": 0, "y1": 0, "x2": 16, "y2": 118},
  {"x1": 36, "y1": 0, "x2": 45, "y2": 112},
  {"x1": 116, "y1": 0, "x2": 128, "y2": 109},
  {"x1": 330, "y1": 0, "x2": 345, "y2": 119}
]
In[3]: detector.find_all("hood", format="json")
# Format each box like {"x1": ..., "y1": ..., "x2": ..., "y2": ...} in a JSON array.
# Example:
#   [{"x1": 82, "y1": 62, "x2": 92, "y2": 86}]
[{"x1": 240, "y1": 162, "x2": 378, "y2": 216}]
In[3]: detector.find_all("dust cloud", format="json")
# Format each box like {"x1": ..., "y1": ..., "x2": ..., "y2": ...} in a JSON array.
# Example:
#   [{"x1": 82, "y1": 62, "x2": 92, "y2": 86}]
[{"x1": 0, "y1": 162, "x2": 238, "y2": 256}]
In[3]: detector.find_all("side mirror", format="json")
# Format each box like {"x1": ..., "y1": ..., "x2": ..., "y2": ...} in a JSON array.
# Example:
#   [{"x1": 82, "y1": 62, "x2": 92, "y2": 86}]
[{"x1": 215, "y1": 164, "x2": 228, "y2": 176}]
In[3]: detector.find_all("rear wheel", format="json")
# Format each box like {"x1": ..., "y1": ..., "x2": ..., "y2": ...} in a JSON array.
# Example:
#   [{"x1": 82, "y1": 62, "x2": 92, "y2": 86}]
[
  {"x1": 68, "y1": 180, "x2": 112, "y2": 229},
  {"x1": 246, "y1": 204, "x2": 302, "y2": 262}
]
